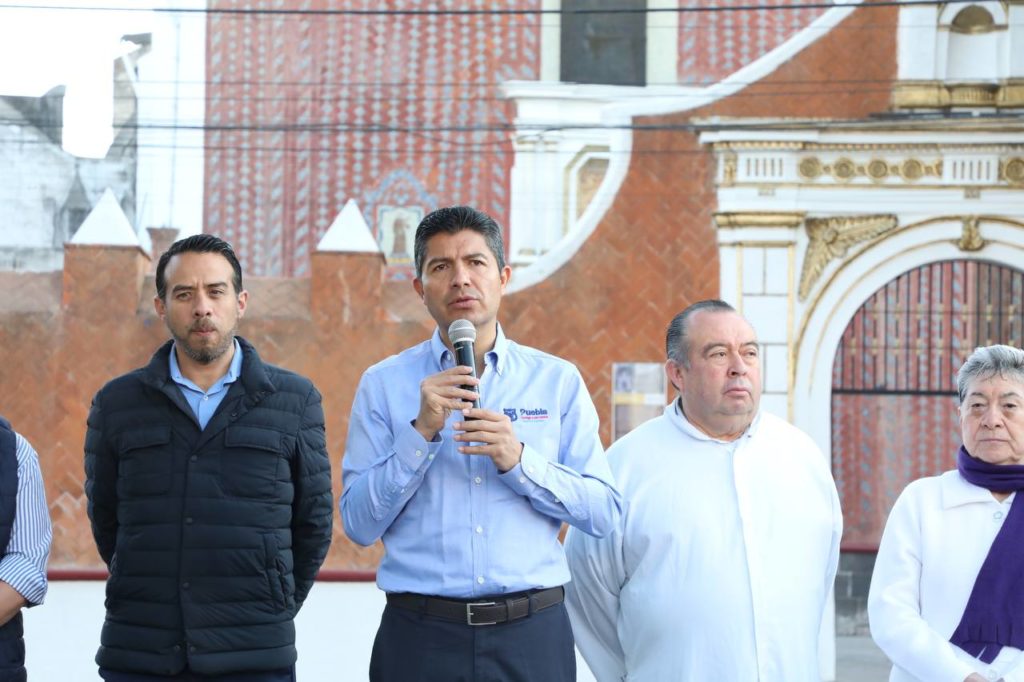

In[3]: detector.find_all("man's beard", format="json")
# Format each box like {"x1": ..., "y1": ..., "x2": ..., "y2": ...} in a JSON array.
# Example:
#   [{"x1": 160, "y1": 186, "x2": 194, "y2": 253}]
[{"x1": 175, "y1": 322, "x2": 237, "y2": 364}]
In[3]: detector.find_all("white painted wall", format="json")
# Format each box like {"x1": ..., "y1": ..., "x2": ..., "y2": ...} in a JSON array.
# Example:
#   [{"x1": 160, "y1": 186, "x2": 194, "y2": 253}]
[
  {"x1": 134, "y1": 1, "x2": 206, "y2": 238},
  {"x1": 900, "y1": 0, "x2": 1019, "y2": 84},
  {"x1": 0, "y1": 101, "x2": 75, "y2": 251}
]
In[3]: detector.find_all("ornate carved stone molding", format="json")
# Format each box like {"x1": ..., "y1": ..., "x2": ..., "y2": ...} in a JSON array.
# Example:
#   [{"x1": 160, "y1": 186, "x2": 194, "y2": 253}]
[
  {"x1": 721, "y1": 152, "x2": 737, "y2": 187},
  {"x1": 798, "y1": 215, "x2": 900, "y2": 300},
  {"x1": 956, "y1": 216, "x2": 987, "y2": 252},
  {"x1": 797, "y1": 156, "x2": 942, "y2": 183},
  {"x1": 713, "y1": 212, "x2": 805, "y2": 229},
  {"x1": 892, "y1": 80, "x2": 1024, "y2": 108},
  {"x1": 1002, "y1": 157, "x2": 1024, "y2": 186}
]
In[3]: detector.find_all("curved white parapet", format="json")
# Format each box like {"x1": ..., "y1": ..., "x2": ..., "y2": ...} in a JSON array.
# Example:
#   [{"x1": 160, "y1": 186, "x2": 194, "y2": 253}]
[
  {"x1": 611, "y1": 0, "x2": 863, "y2": 120},
  {"x1": 506, "y1": 0, "x2": 862, "y2": 294},
  {"x1": 507, "y1": 121, "x2": 634, "y2": 293}
]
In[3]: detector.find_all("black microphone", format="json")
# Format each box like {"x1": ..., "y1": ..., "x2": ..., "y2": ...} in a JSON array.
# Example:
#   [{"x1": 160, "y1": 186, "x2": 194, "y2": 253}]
[{"x1": 448, "y1": 319, "x2": 481, "y2": 410}]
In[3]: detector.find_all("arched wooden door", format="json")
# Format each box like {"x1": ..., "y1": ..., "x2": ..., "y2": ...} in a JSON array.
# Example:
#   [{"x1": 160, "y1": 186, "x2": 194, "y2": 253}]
[{"x1": 831, "y1": 260, "x2": 1024, "y2": 550}]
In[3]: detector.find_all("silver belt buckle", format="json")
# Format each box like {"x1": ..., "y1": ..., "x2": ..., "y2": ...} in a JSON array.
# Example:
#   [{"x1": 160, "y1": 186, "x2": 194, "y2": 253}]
[{"x1": 466, "y1": 601, "x2": 497, "y2": 626}]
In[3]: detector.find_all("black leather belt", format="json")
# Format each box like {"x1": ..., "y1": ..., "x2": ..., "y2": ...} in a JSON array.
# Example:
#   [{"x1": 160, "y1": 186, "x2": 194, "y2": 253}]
[{"x1": 386, "y1": 586, "x2": 564, "y2": 626}]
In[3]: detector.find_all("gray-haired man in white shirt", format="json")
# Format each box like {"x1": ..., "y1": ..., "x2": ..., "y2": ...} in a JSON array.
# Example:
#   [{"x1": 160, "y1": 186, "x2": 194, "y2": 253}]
[{"x1": 565, "y1": 300, "x2": 842, "y2": 682}]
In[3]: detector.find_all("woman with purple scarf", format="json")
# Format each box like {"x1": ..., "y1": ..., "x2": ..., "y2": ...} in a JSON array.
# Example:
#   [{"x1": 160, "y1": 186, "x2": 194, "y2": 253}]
[{"x1": 869, "y1": 344, "x2": 1024, "y2": 682}]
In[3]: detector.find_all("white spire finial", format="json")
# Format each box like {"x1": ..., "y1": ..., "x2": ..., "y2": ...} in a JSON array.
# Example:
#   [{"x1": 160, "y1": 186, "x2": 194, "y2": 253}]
[
  {"x1": 317, "y1": 199, "x2": 382, "y2": 254},
  {"x1": 70, "y1": 188, "x2": 140, "y2": 248}
]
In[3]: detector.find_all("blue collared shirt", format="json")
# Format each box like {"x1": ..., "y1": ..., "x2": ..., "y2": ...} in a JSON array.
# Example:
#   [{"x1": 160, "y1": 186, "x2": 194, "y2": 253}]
[
  {"x1": 341, "y1": 326, "x2": 621, "y2": 598},
  {"x1": 0, "y1": 433, "x2": 52, "y2": 605},
  {"x1": 169, "y1": 339, "x2": 243, "y2": 429}
]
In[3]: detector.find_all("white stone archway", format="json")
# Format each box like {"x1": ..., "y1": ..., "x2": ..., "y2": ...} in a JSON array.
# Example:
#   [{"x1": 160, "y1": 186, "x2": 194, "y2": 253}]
[
  {"x1": 789, "y1": 215, "x2": 1024, "y2": 669},
  {"x1": 792, "y1": 217, "x2": 1024, "y2": 458}
]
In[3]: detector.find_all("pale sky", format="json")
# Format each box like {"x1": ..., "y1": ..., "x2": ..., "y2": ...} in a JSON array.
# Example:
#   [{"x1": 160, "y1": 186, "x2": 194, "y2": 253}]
[{"x1": 0, "y1": 1, "x2": 160, "y2": 157}]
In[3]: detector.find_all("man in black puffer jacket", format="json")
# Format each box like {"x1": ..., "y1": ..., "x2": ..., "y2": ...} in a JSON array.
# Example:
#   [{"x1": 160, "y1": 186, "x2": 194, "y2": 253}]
[{"x1": 84, "y1": 235, "x2": 333, "y2": 681}]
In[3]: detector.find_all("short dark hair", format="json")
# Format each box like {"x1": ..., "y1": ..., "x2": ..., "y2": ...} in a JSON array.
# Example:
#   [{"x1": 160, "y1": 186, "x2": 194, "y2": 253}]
[
  {"x1": 155, "y1": 234, "x2": 243, "y2": 301},
  {"x1": 413, "y1": 206, "x2": 506, "y2": 278},
  {"x1": 665, "y1": 299, "x2": 736, "y2": 367}
]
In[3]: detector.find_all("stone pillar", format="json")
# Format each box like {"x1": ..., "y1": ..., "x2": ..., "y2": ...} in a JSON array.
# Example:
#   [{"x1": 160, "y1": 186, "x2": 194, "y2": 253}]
[
  {"x1": 311, "y1": 250, "x2": 384, "y2": 330},
  {"x1": 57, "y1": 242, "x2": 151, "y2": 569},
  {"x1": 713, "y1": 212, "x2": 803, "y2": 420},
  {"x1": 146, "y1": 227, "x2": 181, "y2": 274},
  {"x1": 309, "y1": 250, "x2": 386, "y2": 571}
]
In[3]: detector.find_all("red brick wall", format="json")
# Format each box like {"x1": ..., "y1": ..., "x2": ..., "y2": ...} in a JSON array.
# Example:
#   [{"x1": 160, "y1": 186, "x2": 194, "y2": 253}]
[
  {"x1": 502, "y1": 2, "x2": 898, "y2": 441},
  {"x1": 204, "y1": 0, "x2": 541, "y2": 277},
  {"x1": 677, "y1": 0, "x2": 827, "y2": 84},
  {"x1": 202, "y1": 0, "x2": 853, "y2": 278},
  {"x1": 1, "y1": 4, "x2": 896, "y2": 572}
]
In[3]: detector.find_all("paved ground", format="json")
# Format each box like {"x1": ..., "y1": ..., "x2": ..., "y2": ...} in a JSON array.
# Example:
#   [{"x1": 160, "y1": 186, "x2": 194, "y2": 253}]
[
  {"x1": 24, "y1": 581, "x2": 584, "y2": 682},
  {"x1": 836, "y1": 635, "x2": 891, "y2": 682},
  {"x1": 24, "y1": 581, "x2": 890, "y2": 681}
]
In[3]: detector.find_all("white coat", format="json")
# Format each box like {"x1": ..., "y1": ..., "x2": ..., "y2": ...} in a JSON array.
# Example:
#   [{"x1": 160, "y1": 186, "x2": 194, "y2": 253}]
[
  {"x1": 869, "y1": 470, "x2": 1024, "y2": 682},
  {"x1": 565, "y1": 403, "x2": 842, "y2": 682}
]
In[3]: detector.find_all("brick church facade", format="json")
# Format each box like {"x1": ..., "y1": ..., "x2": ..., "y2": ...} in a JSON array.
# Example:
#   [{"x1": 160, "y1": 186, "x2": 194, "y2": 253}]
[{"x1": 2, "y1": 3, "x2": 1024, "y2": 669}]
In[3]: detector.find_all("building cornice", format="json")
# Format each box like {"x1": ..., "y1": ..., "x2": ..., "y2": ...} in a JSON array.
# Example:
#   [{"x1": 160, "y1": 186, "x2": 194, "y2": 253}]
[{"x1": 892, "y1": 80, "x2": 1024, "y2": 109}]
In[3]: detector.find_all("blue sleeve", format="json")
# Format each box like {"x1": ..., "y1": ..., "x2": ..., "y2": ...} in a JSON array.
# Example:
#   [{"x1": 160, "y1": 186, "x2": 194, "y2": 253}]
[
  {"x1": 499, "y1": 367, "x2": 621, "y2": 537},
  {"x1": 339, "y1": 371, "x2": 443, "y2": 546}
]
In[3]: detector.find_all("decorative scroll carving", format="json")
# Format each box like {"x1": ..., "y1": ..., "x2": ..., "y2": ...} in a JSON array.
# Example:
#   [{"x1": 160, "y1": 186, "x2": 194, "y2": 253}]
[
  {"x1": 833, "y1": 158, "x2": 857, "y2": 182},
  {"x1": 713, "y1": 212, "x2": 805, "y2": 229},
  {"x1": 892, "y1": 81, "x2": 1024, "y2": 108},
  {"x1": 798, "y1": 157, "x2": 822, "y2": 180},
  {"x1": 957, "y1": 216, "x2": 986, "y2": 252},
  {"x1": 796, "y1": 156, "x2": 942, "y2": 184},
  {"x1": 722, "y1": 152, "x2": 737, "y2": 186},
  {"x1": 1004, "y1": 157, "x2": 1024, "y2": 186},
  {"x1": 866, "y1": 159, "x2": 889, "y2": 181},
  {"x1": 798, "y1": 215, "x2": 900, "y2": 300}
]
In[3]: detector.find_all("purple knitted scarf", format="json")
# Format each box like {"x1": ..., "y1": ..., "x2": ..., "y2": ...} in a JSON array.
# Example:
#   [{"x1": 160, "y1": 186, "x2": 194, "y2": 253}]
[{"x1": 949, "y1": 446, "x2": 1024, "y2": 663}]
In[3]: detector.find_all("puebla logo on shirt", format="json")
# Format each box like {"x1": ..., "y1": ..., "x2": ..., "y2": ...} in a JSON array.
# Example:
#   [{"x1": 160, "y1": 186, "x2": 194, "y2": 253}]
[{"x1": 504, "y1": 407, "x2": 549, "y2": 422}]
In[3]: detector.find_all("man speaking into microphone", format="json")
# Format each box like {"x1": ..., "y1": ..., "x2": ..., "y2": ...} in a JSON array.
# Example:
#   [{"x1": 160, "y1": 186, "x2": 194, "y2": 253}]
[{"x1": 341, "y1": 205, "x2": 620, "y2": 682}]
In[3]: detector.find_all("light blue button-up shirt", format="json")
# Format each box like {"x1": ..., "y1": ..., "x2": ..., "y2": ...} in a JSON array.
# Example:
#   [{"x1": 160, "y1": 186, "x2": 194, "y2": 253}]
[
  {"x1": 168, "y1": 339, "x2": 243, "y2": 429},
  {"x1": 341, "y1": 326, "x2": 620, "y2": 598}
]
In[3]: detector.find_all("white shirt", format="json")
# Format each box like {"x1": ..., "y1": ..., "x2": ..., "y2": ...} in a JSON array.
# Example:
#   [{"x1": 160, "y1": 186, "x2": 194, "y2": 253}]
[
  {"x1": 565, "y1": 403, "x2": 842, "y2": 682},
  {"x1": 868, "y1": 470, "x2": 1024, "y2": 682}
]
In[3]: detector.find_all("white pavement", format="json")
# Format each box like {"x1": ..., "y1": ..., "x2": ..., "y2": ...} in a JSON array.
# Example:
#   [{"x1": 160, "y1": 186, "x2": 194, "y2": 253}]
[
  {"x1": 24, "y1": 581, "x2": 889, "y2": 680},
  {"x1": 23, "y1": 581, "x2": 598, "y2": 681}
]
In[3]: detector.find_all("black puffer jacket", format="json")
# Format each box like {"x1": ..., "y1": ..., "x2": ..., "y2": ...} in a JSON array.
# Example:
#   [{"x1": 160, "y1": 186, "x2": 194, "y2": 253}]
[{"x1": 84, "y1": 338, "x2": 333, "y2": 676}]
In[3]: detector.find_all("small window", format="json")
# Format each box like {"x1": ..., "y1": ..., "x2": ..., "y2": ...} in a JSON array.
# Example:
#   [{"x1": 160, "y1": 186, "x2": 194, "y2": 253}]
[
  {"x1": 560, "y1": 0, "x2": 647, "y2": 86},
  {"x1": 950, "y1": 5, "x2": 995, "y2": 33}
]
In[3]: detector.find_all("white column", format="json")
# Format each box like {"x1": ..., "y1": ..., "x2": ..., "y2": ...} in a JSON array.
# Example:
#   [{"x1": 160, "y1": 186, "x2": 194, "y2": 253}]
[
  {"x1": 646, "y1": 0, "x2": 679, "y2": 86},
  {"x1": 714, "y1": 214, "x2": 800, "y2": 420},
  {"x1": 897, "y1": 5, "x2": 939, "y2": 81},
  {"x1": 536, "y1": 134, "x2": 567, "y2": 255},
  {"x1": 540, "y1": 0, "x2": 561, "y2": 82},
  {"x1": 508, "y1": 136, "x2": 539, "y2": 264},
  {"x1": 136, "y1": 2, "x2": 206, "y2": 237},
  {"x1": 1009, "y1": 4, "x2": 1024, "y2": 78}
]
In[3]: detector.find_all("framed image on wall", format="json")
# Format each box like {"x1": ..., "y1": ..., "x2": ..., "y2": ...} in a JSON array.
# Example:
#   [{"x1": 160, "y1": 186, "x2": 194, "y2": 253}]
[{"x1": 611, "y1": 362, "x2": 666, "y2": 441}]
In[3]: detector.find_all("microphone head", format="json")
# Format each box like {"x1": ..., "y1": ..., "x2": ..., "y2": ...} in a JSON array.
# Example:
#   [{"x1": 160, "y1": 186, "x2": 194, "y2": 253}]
[{"x1": 448, "y1": 319, "x2": 476, "y2": 345}]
